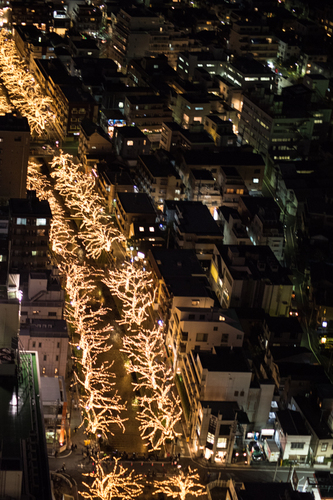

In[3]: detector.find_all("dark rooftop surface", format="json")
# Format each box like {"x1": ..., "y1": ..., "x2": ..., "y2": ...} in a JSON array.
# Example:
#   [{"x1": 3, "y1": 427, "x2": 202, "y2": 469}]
[
  {"x1": 20, "y1": 319, "x2": 68, "y2": 338},
  {"x1": 276, "y1": 409, "x2": 310, "y2": 436},
  {"x1": 138, "y1": 155, "x2": 180, "y2": 179},
  {"x1": 200, "y1": 400, "x2": 240, "y2": 420},
  {"x1": 0, "y1": 113, "x2": 29, "y2": 132},
  {"x1": 149, "y1": 248, "x2": 206, "y2": 279},
  {"x1": 265, "y1": 316, "x2": 303, "y2": 335},
  {"x1": 9, "y1": 193, "x2": 52, "y2": 218},
  {"x1": 294, "y1": 396, "x2": 333, "y2": 440},
  {"x1": 239, "y1": 482, "x2": 313, "y2": 500},
  {"x1": 117, "y1": 192, "x2": 156, "y2": 215},
  {"x1": 181, "y1": 149, "x2": 265, "y2": 166},
  {"x1": 175, "y1": 201, "x2": 222, "y2": 236},
  {"x1": 232, "y1": 56, "x2": 275, "y2": 75},
  {"x1": 116, "y1": 126, "x2": 147, "y2": 138},
  {"x1": 195, "y1": 346, "x2": 251, "y2": 373}
]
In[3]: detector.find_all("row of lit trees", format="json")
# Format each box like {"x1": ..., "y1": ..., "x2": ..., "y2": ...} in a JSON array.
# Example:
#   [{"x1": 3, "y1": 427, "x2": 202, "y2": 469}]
[
  {"x1": 0, "y1": 31, "x2": 55, "y2": 135},
  {"x1": 27, "y1": 158, "x2": 204, "y2": 499}
]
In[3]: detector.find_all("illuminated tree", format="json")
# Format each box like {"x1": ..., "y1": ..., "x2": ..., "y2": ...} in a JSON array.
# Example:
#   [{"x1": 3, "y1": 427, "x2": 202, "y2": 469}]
[
  {"x1": 80, "y1": 458, "x2": 144, "y2": 500},
  {"x1": 103, "y1": 263, "x2": 156, "y2": 328},
  {"x1": 153, "y1": 467, "x2": 205, "y2": 500}
]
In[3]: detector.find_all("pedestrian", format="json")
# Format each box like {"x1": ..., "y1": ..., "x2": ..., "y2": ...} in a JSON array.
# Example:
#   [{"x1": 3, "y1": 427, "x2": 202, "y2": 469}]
[
  {"x1": 177, "y1": 453, "x2": 180, "y2": 460},
  {"x1": 62, "y1": 462, "x2": 66, "y2": 472}
]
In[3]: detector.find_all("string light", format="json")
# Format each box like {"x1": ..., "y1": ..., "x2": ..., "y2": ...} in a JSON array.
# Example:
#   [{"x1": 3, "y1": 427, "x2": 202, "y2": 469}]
[
  {"x1": 153, "y1": 467, "x2": 206, "y2": 500},
  {"x1": 80, "y1": 457, "x2": 144, "y2": 500}
]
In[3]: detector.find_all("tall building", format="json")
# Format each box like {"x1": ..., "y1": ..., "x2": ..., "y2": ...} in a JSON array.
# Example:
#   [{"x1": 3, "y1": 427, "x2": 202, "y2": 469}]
[
  {"x1": 8, "y1": 191, "x2": 52, "y2": 273},
  {"x1": 0, "y1": 113, "x2": 30, "y2": 201}
]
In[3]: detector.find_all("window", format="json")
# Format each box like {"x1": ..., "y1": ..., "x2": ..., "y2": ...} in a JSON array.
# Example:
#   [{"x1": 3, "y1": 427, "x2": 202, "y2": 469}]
[
  {"x1": 253, "y1": 178, "x2": 259, "y2": 184},
  {"x1": 0, "y1": 138, "x2": 3, "y2": 142},
  {"x1": 290, "y1": 442, "x2": 305, "y2": 449},
  {"x1": 32, "y1": 341, "x2": 36, "y2": 348},
  {"x1": 43, "y1": 355, "x2": 47, "y2": 361},
  {"x1": 221, "y1": 333, "x2": 229, "y2": 343},
  {"x1": 192, "y1": 300, "x2": 200, "y2": 306},
  {"x1": 321, "y1": 443, "x2": 328, "y2": 452},
  {"x1": 119, "y1": 102, "x2": 124, "y2": 108},
  {"x1": 219, "y1": 316, "x2": 225, "y2": 322},
  {"x1": 32, "y1": 251, "x2": 37, "y2": 256},
  {"x1": 14, "y1": 136, "x2": 21, "y2": 142},
  {"x1": 57, "y1": 342, "x2": 60, "y2": 348},
  {"x1": 196, "y1": 333, "x2": 208, "y2": 342},
  {"x1": 234, "y1": 391, "x2": 239, "y2": 396},
  {"x1": 149, "y1": 227, "x2": 155, "y2": 232},
  {"x1": 213, "y1": 326, "x2": 218, "y2": 331},
  {"x1": 237, "y1": 334, "x2": 242, "y2": 339},
  {"x1": 38, "y1": 342, "x2": 42, "y2": 348},
  {"x1": 56, "y1": 355, "x2": 59, "y2": 361},
  {"x1": 17, "y1": 218, "x2": 27, "y2": 225},
  {"x1": 48, "y1": 312, "x2": 57, "y2": 317},
  {"x1": 36, "y1": 218, "x2": 47, "y2": 226},
  {"x1": 189, "y1": 314, "x2": 195, "y2": 320},
  {"x1": 139, "y1": 226, "x2": 144, "y2": 232},
  {"x1": 127, "y1": 140, "x2": 134, "y2": 146},
  {"x1": 217, "y1": 437, "x2": 227, "y2": 448},
  {"x1": 199, "y1": 314, "x2": 205, "y2": 320}
]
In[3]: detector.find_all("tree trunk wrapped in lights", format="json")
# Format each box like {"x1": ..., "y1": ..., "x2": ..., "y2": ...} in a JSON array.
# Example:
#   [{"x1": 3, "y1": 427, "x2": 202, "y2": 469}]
[
  {"x1": 153, "y1": 467, "x2": 206, "y2": 500},
  {"x1": 80, "y1": 457, "x2": 144, "y2": 500}
]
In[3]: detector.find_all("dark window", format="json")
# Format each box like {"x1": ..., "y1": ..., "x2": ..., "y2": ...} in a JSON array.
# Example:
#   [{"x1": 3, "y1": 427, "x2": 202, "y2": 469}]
[
  {"x1": 189, "y1": 314, "x2": 195, "y2": 320},
  {"x1": 199, "y1": 314, "x2": 205, "y2": 320},
  {"x1": 56, "y1": 355, "x2": 59, "y2": 361},
  {"x1": 43, "y1": 355, "x2": 47, "y2": 361},
  {"x1": 38, "y1": 342, "x2": 42, "y2": 348},
  {"x1": 32, "y1": 341, "x2": 36, "y2": 347},
  {"x1": 213, "y1": 326, "x2": 218, "y2": 331},
  {"x1": 234, "y1": 391, "x2": 239, "y2": 397},
  {"x1": 14, "y1": 136, "x2": 22, "y2": 142},
  {"x1": 57, "y1": 342, "x2": 60, "y2": 348}
]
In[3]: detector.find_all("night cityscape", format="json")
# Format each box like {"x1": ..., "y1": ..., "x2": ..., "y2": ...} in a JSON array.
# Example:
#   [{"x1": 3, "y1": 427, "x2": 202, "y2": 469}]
[{"x1": 0, "y1": 0, "x2": 333, "y2": 498}]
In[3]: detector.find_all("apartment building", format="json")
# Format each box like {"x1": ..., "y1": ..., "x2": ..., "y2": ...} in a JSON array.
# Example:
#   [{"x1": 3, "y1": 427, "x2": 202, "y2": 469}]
[
  {"x1": 115, "y1": 192, "x2": 156, "y2": 239},
  {"x1": 176, "y1": 51, "x2": 225, "y2": 81},
  {"x1": 209, "y1": 244, "x2": 293, "y2": 315},
  {"x1": 9, "y1": 191, "x2": 52, "y2": 273},
  {"x1": 0, "y1": 113, "x2": 30, "y2": 201},
  {"x1": 20, "y1": 270, "x2": 65, "y2": 324},
  {"x1": 124, "y1": 95, "x2": 172, "y2": 145},
  {"x1": 219, "y1": 167, "x2": 248, "y2": 208},
  {"x1": 148, "y1": 248, "x2": 215, "y2": 324},
  {"x1": 275, "y1": 409, "x2": 311, "y2": 463},
  {"x1": 19, "y1": 319, "x2": 69, "y2": 378},
  {"x1": 167, "y1": 306, "x2": 244, "y2": 370},
  {"x1": 135, "y1": 154, "x2": 184, "y2": 210},
  {"x1": 173, "y1": 93, "x2": 212, "y2": 129},
  {"x1": 78, "y1": 119, "x2": 113, "y2": 173},
  {"x1": 113, "y1": 126, "x2": 150, "y2": 166},
  {"x1": 238, "y1": 84, "x2": 332, "y2": 162},
  {"x1": 221, "y1": 56, "x2": 276, "y2": 92},
  {"x1": 229, "y1": 17, "x2": 278, "y2": 62}
]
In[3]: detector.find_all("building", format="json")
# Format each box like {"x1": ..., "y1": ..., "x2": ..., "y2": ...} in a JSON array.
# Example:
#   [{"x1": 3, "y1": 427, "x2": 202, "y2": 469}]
[
  {"x1": 10, "y1": 0, "x2": 53, "y2": 30},
  {"x1": 0, "y1": 291, "x2": 52, "y2": 498},
  {"x1": 167, "y1": 306, "x2": 244, "y2": 370},
  {"x1": 238, "y1": 196, "x2": 284, "y2": 262},
  {"x1": 173, "y1": 93, "x2": 212, "y2": 129},
  {"x1": 71, "y1": 2, "x2": 103, "y2": 33},
  {"x1": 238, "y1": 84, "x2": 332, "y2": 162},
  {"x1": 148, "y1": 248, "x2": 215, "y2": 324},
  {"x1": 8, "y1": 191, "x2": 52, "y2": 273},
  {"x1": 160, "y1": 121, "x2": 215, "y2": 152},
  {"x1": 19, "y1": 319, "x2": 69, "y2": 378},
  {"x1": 115, "y1": 192, "x2": 157, "y2": 239},
  {"x1": 203, "y1": 116, "x2": 237, "y2": 149},
  {"x1": 111, "y1": 7, "x2": 164, "y2": 71},
  {"x1": 13, "y1": 25, "x2": 55, "y2": 68},
  {"x1": 275, "y1": 409, "x2": 311, "y2": 463},
  {"x1": 221, "y1": 56, "x2": 276, "y2": 91},
  {"x1": 97, "y1": 163, "x2": 134, "y2": 213},
  {"x1": 123, "y1": 94, "x2": 172, "y2": 145},
  {"x1": 113, "y1": 126, "x2": 150, "y2": 166},
  {"x1": 0, "y1": 113, "x2": 30, "y2": 201},
  {"x1": 229, "y1": 17, "x2": 278, "y2": 62},
  {"x1": 78, "y1": 119, "x2": 113, "y2": 173},
  {"x1": 20, "y1": 270, "x2": 65, "y2": 324},
  {"x1": 176, "y1": 51, "x2": 225, "y2": 81},
  {"x1": 135, "y1": 154, "x2": 184, "y2": 211},
  {"x1": 169, "y1": 201, "x2": 223, "y2": 260},
  {"x1": 187, "y1": 170, "x2": 222, "y2": 214},
  {"x1": 219, "y1": 167, "x2": 248, "y2": 208},
  {"x1": 209, "y1": 244, "x2": 293, "y2": 315},
  {"x1": 218, "y1": 206, "x2": 251, "y2": 246}
]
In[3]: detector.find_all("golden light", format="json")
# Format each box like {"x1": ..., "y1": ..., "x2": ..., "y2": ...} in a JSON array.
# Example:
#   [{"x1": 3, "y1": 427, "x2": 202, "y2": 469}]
[{"x1": 153, "y1": 467, "x2": 206, "y2": 500}]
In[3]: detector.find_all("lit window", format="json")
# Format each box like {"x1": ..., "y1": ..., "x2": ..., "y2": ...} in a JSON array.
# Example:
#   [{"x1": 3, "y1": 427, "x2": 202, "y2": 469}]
[
  {"x1": 139, "y1": 226, "x2": 144, "y2": 232},
  {"x1": 219, "y1": 315, "x2": 225, "y2": 321},
  {"x1": 36, "y1": 218, "x2": 47, "y2": 226},
  {"x1": 17, "y1": 218, "x2": 27, "y2": 225},
  {"x1": 149, "y1": 227, "x2": 155, "y2": 232},
  {"x1": 42, "y1": 367, "x2": 46, "y2": 374},
  {"x1": 127, "y1": 140, "x2": 134, "y2": 146},
  {"x1": 32, "y1": 251, "x2": 37, "y2": 256},
  {"x1": 253, "y1": 178, "x2": 259, "y2": 184},
  {"x1": 217, "y1": 437, "x2": 227, "y2": 448}
]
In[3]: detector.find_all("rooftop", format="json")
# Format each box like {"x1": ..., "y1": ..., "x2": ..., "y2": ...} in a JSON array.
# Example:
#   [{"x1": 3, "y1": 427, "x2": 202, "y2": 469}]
[
  {"x1": 276, "y1": 409, "x2": 310, "y2": 436},
  {"x1": 195, "y1": 346, "x2": 251, "y2": 373},
  {"x1": 117, "y1": 192, "x2": 156, "y2": 215},
  {"x1": 175, "y1": 202, "x2": 222, "y2": 236}
]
